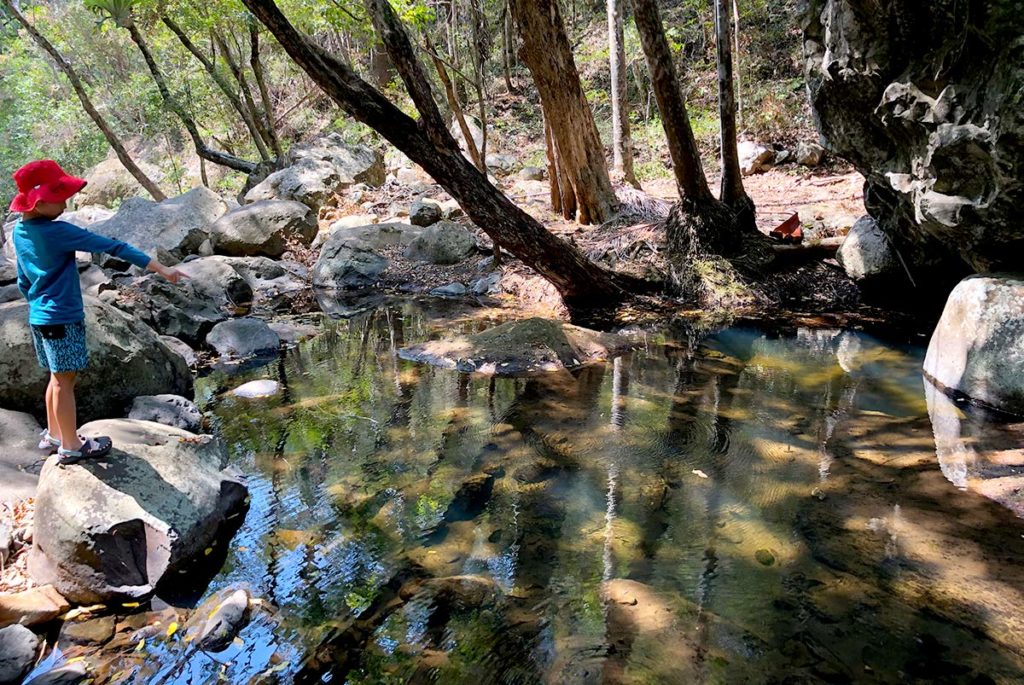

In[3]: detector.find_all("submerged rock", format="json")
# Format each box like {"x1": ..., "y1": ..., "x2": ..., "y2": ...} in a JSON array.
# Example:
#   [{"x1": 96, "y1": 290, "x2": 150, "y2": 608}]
[
  {"x1": 0, "y1": 299, "x2": 192, "y2": 423},
  {"x1": 184, "y1": 587, "x2": 251, "y2": 652},
  {"x1": 399, "y1": 318, "x2": 634, "y2": 375},
  {"x1": 924, "y1": 274, "x2": 1024, "y2": 416},
  {"x1": 231, "y1": 380, "x2": 281, "y2": 398},
  {"x1": 28, "y1": 420, "x2": 248, "y2": 603},
  {"x1": 128, "y1": 394, "x2": 203, "y2": 433},
  {"x1": 0, "y1": 624, "x2": 40, "y2": 685}
]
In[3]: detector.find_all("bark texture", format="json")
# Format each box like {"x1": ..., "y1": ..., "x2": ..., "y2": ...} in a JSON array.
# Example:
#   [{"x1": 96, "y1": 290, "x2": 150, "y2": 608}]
[
  {"x1": 714, "y1": 0, "x2": 755, "y2": 231},
  {"x1": 4, "y1": 0, "x2": 166, "y2": 201},
  {"x1": 510, "y1": 0, "x2": 617, "y2": 225},
  {"x1": 607, "y1": 0, "x2": 638, "y2": 187},
  {"x1": 241, "y1": 0, "x2": 633, "y2": 307}
]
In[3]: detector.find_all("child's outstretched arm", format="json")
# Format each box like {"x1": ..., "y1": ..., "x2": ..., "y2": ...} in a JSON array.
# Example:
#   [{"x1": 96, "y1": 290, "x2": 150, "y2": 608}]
[{"x1": 52, "y1": 221, "x2": 188, "y2": 283}]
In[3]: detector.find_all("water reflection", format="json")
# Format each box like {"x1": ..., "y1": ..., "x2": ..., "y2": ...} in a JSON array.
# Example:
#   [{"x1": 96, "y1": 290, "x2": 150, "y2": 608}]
[{"x1": 79, "y1": 302, "x2": 1024, "y2": 683}]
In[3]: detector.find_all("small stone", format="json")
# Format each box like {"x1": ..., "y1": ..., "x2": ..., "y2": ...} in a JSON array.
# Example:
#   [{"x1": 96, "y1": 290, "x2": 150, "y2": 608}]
[
  {"x1": 755, "y1": 549, "x2": 777, "y2": 566},
  {"x1": 409, "y1": 198, "x2": 443, "y2": 227},
  {"x1": 57, "y1": 615, "x2": 116, "y2": 647},
  {"x1": 231, "y1": 380, "x2": 281, "y2": 398},
  {"x1": 518, "y1": 166, "x2": 544, "y2": 181},
  {"x1": 795, "y1": 141, "x2": 825, "y2": 166},
  {"x1": 0, "y1": 624, "x2": 40, "y2": 685},
  {"x1": 206, "y1": 318, "x2": 280, "y2": 359}
]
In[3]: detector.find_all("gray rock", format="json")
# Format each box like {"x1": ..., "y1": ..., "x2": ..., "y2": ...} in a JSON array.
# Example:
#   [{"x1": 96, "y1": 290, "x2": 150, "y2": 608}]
[
  {"x1": 404, "y1": 221, "x2": 476, "y2": 265},
  {"x1": 802, "y1": 0, "x2": 1024, "y2": 274},
  {"x1": 231, "y1": 379, "x2": 281, "y2": 398},
  {"x1": 159, "y1": 335, "x2": 198, "y2": 368},
  {"x1": 58, "y1": 205, "x2": 114, "y2": 227},
  {"x1": 0, "y1": 513, "x2": 11, "y2": 566},
  {"x1": 245, "y1": 135, "x2": 384, "y2": 210},
  {"x1": 312, "y1": 232, "x2": 389, "y2": 289},
  {"x1": 209, "y1": 200, "x2": 317, "y2": 258},
  {"x1": 207, "y1": 318, "x2": 280, "y2": 359},
  {"x1": 268, "y1": 319, "x2": 321, "y2": 344},
  {"x1": 89, "y1": 187, "x2": 229, "y2": 265},
  {"x1": 23, "y1": 661, "x2": 90, "y2": 685},
  {"x1": 0, "y1": 256, "x2": 16, "y2": 285},
  {"x1": 409, "y1": 198, "x2": 442, "y2": 227},
  {"x1": 185, "y1": 587, "x2": 250, "y2": 652},
  {"x1": 313, "y1": 214, "x2": 379, "y2": 249},
  {"x1": 0, "y1": 299, "x2": 192, "y2": 423},
  {"x1": 923, "y1": 274, "x2": 1024, "y2": 416},
  {"x1": 450, "y1": 116, "x2": 484, "y2": 156},
  {"x1": 836, "y1": 216, "x2": 899, "y2": 281},
  {"x1": 28, "y1": 419, "x2": 248, "y2": 603},
  {"x1": 0, "y1": 284, "x2": 21, "y2": 304},
  {"x1": 0, "y1": 410, "x2": 45, "y2": 505},
  {"x1": 518, "y1": 166, "x2": 544, "y2": 181},
  {"x1": 0, "y1": 624, "x2": 40, "y2": 685},
  {"x1": 128, "y1": 395, "x2": 203, "y2": 432},
  {"x1": 471, "y1": 271, "x2": 502, "y2": 295},
  {"x1": 738, "y1": 141, "x2": 774, "y2": 175},
  {"x1": 322, "y1": 222, "x2": 421, "y2": 252},
  {"x1": 77, "y1": 157, "x2": 161, "y2": 208},
  {"x1": 202, "y1": 256, "x2": 307, "y2": 305},
  {"x1": 485, "y1": 153, "x2": 516, "y2": 174},
  {"x1": 399, "y1": 318, "x2": 635, "y2": 375},
  {"x1": 438, "y1": 199, "x2": 464, "y2": 219},
  {"x1": 430, "y1": 282, "x2": 468, "y2": 297},
  {"x1": 794, "y1": 141, "x2": 825, "y2": 166}
]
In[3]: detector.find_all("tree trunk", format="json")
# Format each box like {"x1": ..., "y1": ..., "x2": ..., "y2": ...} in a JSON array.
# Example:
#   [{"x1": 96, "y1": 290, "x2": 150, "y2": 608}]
[
  {"x1": 124, "y1": 20, "x2": 256, "y2": 173},
  {"x1": 509, "y1": 0, "x2": 617, "y2": 225},
  {"x1": 3, "y1": 0, "x2": 166, "y2": 201},
  {"x1": 425, "y1": 36, "x2": 484, "y2": 173},
  {"x1": 607, "y1": 0, "x2": 639, "y2": 188},
  {"x1": 215, "y1": 31, "x2": 276, "y2": 159},
  {"x1": 630, "y1": 0, "x2": 712, "y2": 204},
  {"x1": 715, "y1": 0, "x2": 756, "y2": 231},
  {"x1": 241, "y1": 0, "x2": 636, "y2": 308},
  {"x1": 161, "y1": 15, "x2": 271, "y2": 163},
  {"x1": 499, "y1": 0, "x2": 515, "y2": 93},
  {"x1": 249, "y1": 22, "x2": 284, "y2": 158}
]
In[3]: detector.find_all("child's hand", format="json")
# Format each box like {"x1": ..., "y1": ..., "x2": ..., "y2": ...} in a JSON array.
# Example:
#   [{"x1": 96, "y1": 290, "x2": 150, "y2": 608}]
[{"x1": 159, "y1": 265, "x2": 189, "y2": 284}]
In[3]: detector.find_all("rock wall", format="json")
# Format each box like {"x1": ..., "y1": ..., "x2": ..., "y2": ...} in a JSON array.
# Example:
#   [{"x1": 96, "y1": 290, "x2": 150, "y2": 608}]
[{"x1": 802, "y1": 1, "x2": 1024, "y2": 276}]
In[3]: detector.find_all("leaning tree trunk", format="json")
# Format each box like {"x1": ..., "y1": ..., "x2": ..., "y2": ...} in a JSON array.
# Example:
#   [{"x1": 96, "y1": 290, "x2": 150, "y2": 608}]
[
  {"x1": 631, "y1": 0, "x2": 741, "y2": 282},
  {"x1": 3, "y1": 0, "x2": 166, "y2": 201},
  {"x1": 715, "y1": 0, "x2": 756, "y2": 232},
  {"x1": 241, "y1": 0, "x2": 638, "y2": 309},
  {"x1": 607, "y1": 0, "x2": 639, "y2": 188},
  {"x1": 509, "y1": 0, "x2": 617, "y2": 225},
  {"x1": 425, "y1": 36, "x2": 485, "y2": 173},
  {"x1": 124, "y1": 20, "x2": 256, "y2": 173},
  {"x1": 160, "y1": 15, "x2": 271, "y2": 163}
]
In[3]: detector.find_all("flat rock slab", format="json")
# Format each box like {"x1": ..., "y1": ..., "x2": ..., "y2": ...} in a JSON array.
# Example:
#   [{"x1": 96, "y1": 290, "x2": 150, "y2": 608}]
[
  {"x1": 398, "y1": 318, "x2": 635, "y2": 375},
  {"x1": 28, "y1": 420, "x2": 248, "y2": 603}
]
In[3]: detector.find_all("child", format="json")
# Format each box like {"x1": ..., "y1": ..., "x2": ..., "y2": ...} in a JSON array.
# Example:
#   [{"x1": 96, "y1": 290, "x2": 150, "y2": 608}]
[{"x1": 10, "y1": 159, "x2": 187, "y2": 465}]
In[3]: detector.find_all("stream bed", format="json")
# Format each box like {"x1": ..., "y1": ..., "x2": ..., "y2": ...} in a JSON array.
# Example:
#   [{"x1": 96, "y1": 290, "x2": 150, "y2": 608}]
[{"x1": 53, "y1": 300, "x2": 1024, "y2": 683}]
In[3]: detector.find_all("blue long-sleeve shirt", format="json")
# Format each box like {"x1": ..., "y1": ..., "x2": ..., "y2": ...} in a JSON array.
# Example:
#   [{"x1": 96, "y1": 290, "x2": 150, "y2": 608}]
[{"x1": 13, "y1": 217, "x2": 151, "y2": 325}]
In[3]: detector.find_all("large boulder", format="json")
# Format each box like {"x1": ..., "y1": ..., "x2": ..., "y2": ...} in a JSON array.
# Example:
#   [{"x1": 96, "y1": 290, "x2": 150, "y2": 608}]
[
  {"x1": 0, "y1": 298, "x2": 192, "y2": 422},
  {"x1": 404, "y1": 220, "x2": 476, "y2": 265},
  {"x1": 244, "y1": 135, "x2": 384, "y2": 210},
  {"x1": 209, "y1": 200, "x2": 317, "y2": 257},
  {"x1": 836, "y1": 215, "x2": 899, "y2": 282},
  {"x1": 76, "y1": 157, "x2": 162, "y2": 208},
  {"x1": 59, "y1": 205, "x2": 114, "y2": 227},
  {"x1": 399, "y1": 318, "x2": 635, "y2": 375},
  {"x1": 89, "y1": 187, "x2": 230, "y2": 265},
  {"x1": 0, "y1": 409, "x2": 45, "y2": 504},
  {"x1": 312, "y1": 231, "x2": 389, "y2": 289},
  {"x1": 802, "y1": 0, "x2": 1024, "y2": 274},
  {"x1": 322, "y1": 222, "x2": 421, "y2": 252},
  {"x1": 108, "y1": 257, "x2": 253, "y2": 344},
  {"x1": 206, "y1": 318, "x2": 280, "y2": 359},
  {"x1": 28, "y1": 420, "x2": 248, "y2": 603},
  {"x1": 923, "y1": 274, "x2": 1024, "y2": 416}
]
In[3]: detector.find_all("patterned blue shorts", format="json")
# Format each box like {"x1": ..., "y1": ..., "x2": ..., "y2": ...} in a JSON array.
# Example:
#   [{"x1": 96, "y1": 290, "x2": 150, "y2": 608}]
[{"x1": 31, "y1": 322, "x2": 89, "y2": 373}]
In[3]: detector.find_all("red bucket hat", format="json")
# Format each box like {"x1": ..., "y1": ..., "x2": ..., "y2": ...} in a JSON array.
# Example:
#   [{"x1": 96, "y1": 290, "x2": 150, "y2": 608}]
[{"x1": 9, "y1": 160, "x2": 87, "y2": 213}]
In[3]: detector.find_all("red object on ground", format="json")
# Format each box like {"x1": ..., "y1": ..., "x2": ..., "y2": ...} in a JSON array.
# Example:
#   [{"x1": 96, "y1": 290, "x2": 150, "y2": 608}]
[
  {"x1": 770, "y1": 213, "x2": 803, "y2": 244},
  {"x1": 9, "y1": 160, "x2": 87, "y2": 213}
]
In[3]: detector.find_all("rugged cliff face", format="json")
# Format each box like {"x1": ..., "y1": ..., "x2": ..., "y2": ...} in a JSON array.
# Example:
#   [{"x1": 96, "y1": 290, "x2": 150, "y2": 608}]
[{"x1": 802, "y1": 1, "x2": 1023, "y2": 277}]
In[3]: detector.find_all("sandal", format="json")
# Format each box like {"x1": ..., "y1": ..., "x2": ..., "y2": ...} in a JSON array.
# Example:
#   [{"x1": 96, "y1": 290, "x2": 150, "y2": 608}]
[
  {"x1": 38, "y1": 430, "x2": 87, "y2": 454},
  {"x1": 57, "y1": 436, "x2": 113, "y2": 466}
]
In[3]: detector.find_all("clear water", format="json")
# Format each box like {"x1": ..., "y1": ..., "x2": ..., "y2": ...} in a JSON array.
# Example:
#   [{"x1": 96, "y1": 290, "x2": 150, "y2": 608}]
[{"x1": 73, "y1": 300, "x2": 1024, "y2": 683}]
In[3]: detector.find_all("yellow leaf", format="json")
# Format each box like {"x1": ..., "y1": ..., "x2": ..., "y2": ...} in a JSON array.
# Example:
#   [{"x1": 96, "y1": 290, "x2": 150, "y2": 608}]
[
  {"x1": 135, "y1": 639, "x2": 146, "y2": 652},
  {"x1": 122, "y1": 601, "x2": 140, "y2": 608},
  {"x1": 232, "y1": 636, "x2": 245, "y2": 647},
  {"x1": 204, "y1": 547, "x2": 213, "y2": 556},
  {"x1": 166, "y1": 621, "x2": 179, "y2": 638}
]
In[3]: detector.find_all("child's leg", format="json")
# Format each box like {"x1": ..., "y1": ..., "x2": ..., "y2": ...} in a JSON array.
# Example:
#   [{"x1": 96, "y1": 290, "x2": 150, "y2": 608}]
[
  {"x1": 45, "y1": 376, "x2": 60, "y2": 442},
  {"x1": 51, "y1": 372, "x2": 82, "y2": 451}
]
